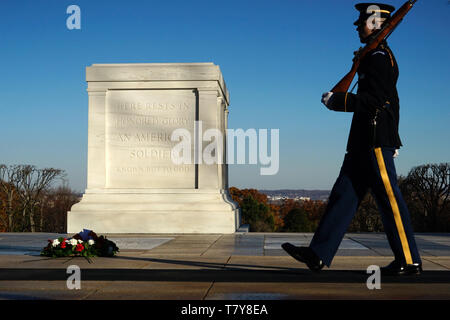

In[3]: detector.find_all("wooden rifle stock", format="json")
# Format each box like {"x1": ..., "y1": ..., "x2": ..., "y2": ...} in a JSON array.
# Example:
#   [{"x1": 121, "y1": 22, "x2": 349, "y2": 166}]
[{"x1": 331, "y1": 0, "x2": 418, "y2": 93}]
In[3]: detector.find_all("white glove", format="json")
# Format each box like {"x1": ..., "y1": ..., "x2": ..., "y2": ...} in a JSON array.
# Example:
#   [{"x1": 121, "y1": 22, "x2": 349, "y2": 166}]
[
  {"x1": 321, "y1": 92, "x2": 334, "y2": 109},
  {"x1": 393, "y1": 149, "x2": 399, "y2": 158}
]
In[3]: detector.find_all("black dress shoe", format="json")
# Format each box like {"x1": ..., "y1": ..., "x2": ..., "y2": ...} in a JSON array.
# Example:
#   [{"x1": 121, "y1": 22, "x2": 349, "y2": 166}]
[
  {"x1": 381, "y1": 260, "x2": 423, "y2": 276},
  {"x1": 281, "y1": 242, "x2": 324, "y2": 272}
]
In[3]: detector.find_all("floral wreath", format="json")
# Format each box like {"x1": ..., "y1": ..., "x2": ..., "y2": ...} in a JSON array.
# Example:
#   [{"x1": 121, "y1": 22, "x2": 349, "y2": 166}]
[{"x1": 41, "y1": 229, "x2": 119, "y2": 262}]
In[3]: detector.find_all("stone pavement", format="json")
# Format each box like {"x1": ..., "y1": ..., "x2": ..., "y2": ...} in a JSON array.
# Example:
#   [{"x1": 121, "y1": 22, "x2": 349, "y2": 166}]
[{"x1": 0, "y1": 232, "x2": 449, "y2": 300}]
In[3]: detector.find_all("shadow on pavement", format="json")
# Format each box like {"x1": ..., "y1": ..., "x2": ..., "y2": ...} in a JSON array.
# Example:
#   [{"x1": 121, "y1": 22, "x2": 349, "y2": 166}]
[{"x1": 1, "y1": 268, "x2": 449, "y2": 284}]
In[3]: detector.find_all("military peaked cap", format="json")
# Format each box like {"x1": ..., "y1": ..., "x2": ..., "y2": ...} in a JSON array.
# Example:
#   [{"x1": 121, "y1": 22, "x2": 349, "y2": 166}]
[{"x1": 354, "y1": 3, "x2": 395, "y2": 26}]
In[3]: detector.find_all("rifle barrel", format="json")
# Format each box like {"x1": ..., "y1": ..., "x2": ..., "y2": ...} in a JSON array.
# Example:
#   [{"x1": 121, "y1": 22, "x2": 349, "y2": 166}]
[{"x1": 330, "y1": 0, "x2": 418, "y2": 93}]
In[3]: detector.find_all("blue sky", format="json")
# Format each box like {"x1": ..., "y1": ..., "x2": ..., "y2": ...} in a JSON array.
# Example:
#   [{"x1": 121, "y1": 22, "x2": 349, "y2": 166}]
[{"x1": 0, "y1": 0, "x2": 448, "y2": 192}]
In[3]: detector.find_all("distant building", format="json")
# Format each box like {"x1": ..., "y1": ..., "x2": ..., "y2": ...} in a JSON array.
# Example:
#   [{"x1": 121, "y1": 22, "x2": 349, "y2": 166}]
[
  {"x1": 261, "y1": 190, "x2": 330, "y2": 202},
  {"x1": 267, "y1": 195, "x2": 311, "y2": 202}
]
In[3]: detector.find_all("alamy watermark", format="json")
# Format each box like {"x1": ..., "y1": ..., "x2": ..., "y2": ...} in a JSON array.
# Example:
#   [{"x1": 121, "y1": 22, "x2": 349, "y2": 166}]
[
  {"x1": 170, "y1": 121, "x2": 279, "y2": 175},
  {"x1": 366, "y1": 5, "x2": 385, "y2": 30},
  {"x1": 66, "y1": 265, "x2": 81, "y2": 290},
  {"x1": 366, "y1": 265, "x2": 381, "y2": 290},
  {"x1": 66, "y1": 5, "x2": 81, "y2": 30}
]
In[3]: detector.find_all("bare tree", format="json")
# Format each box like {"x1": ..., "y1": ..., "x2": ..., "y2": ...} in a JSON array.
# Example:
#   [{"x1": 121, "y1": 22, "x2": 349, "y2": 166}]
[
  {"x1": 349, "y1": 192, "x2": 384, "y2": 232},
  {"x1": 18, "y1": 166, "x2": 65, "y2": 232},
  {"x1": 404, "y1": 163, "x2": 450, "y2": 231},
  {"x1": 40, "y1": 184, "x2": 80, "y2": 232},
  {"x1": 1, "y1": 165, "x2": 66, "y2": 232},
  {"x1": 0, "y1": 165, "x2": 21, "y2": 231}
]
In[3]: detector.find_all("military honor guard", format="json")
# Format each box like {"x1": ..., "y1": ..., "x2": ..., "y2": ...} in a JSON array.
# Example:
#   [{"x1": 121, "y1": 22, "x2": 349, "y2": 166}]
[{"x1": 283, "y1": 2, "x2": 422, "y2": 276}]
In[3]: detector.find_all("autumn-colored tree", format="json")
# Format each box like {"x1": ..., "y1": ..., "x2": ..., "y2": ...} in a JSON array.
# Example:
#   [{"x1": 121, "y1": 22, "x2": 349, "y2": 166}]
[
  {"x1": 230, "y1": 187, "x2": 283, "y2": 231},
  {"x1": 301, "y1": 200, "x2": 327, "y2": 230},
  {"x1": 283, "y1": 208, "x2": 313, "y2": 232},
  {"x1": 229, "y1": 187, "x2": 269, "y2": 205},
  {"x1": 279, "y1": 199, "x2": 301, "y2": 219},
  {"x1": 268, "y1": 202, "x2": 284, "y2": 231},
  {"x1": 230, "y1": 162, "x2": 449, "y2": 233},
  {"x1": 230, "y1": 187, "x2": 328, "y2": 232},
  {"x1": 239, "y1": 195, "x2": 274, "y2": 232}
]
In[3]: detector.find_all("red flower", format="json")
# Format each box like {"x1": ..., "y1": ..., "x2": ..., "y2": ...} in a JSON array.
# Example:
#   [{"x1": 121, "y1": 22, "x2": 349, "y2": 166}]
[
  {"x1": 61, "y1": 242, "x2": 67, "y2": 249},
  {"x1": 75, "y1": 243, "x2": 84, "y2": 252}
]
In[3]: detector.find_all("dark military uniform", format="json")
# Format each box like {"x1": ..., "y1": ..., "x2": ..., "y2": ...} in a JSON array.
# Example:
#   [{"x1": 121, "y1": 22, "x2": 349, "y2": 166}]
[
  {"x1": 331, "y1": 39, "x2": 402, "y2": 152},
  {"x1": 307, "y1": 7, "x2": 422, "y2": 268}
]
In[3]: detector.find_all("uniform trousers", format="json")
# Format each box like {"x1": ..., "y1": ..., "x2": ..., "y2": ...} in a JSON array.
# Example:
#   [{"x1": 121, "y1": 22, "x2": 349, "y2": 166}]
[{"x1": 309, "y1": 147, "x2": 421, "y2": 267}]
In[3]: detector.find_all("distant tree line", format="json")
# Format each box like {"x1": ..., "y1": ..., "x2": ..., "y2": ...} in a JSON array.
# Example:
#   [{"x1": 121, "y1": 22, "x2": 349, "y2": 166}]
[
  {"x1": 230, "y1": 163, "x2": 450, "y2": 233},
  {"x1": 0, "y1": 164, "x2": 80, "y2": 232},
  {"x1": 1, "y1": 162, "x2": 448, "y2": 233},
  {"x1": 229, "y1": 187, "x2": 325, "y2": 232}
]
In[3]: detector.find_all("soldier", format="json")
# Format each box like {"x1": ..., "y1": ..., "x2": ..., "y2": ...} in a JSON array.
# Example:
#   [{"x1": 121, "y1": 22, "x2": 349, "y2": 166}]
[{"x1": 282, "y1": 3, "x2": 422, "y2": 275}]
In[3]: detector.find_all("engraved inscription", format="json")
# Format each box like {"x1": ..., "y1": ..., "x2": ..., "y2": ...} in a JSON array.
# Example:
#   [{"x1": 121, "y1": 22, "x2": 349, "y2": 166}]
[
  {"x1": 116, "y1": 132, "x2": 172, "y2": 143},
  {"x1": 113, "y1": 116, "x2": 189, "y2": 128},
  {"x1": 105, "y1": 90, "x2": 196, "y2": 188},
  {"x1": 114, "y1": 166, "x2": 191, "y2": 175},
  {"x1": 130, "y1": 148, "x2": 171, "y2": 160},
  {"x1": 113, "y1": 101, "x2": 190, "y2": 112}
]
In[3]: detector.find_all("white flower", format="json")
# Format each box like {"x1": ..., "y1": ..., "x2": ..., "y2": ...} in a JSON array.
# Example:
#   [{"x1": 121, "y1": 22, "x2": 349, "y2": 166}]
[
  {"x1": 88, "y1": 239, "x2": 95, "y2": 245},
  {"x1": 69, "y1": 238, "x2": 78, "y2": 246},
  {"x1": 78, "y1": 239, "x2": 83, "y2": 244},
  {"x1": 52, "y1": 239, "x2": 60, "y2": 247}
]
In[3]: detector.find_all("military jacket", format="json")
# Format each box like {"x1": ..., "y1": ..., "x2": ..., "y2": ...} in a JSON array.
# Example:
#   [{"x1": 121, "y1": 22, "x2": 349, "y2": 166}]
[{"x1": 330, "y1": 40, "x2": 402, "y2": 152}]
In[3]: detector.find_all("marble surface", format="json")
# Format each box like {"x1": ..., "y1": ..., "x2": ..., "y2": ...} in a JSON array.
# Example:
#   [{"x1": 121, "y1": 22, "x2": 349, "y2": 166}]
[
  {"x1": 67, "y1": 63, "x2": 240, "y2": 233},
  {"x1": 2, "y1": 233, "x2": 449, "y2": 257},
  {"x1": 1, "y1": 233, "x2": 450, "y2": 300}
]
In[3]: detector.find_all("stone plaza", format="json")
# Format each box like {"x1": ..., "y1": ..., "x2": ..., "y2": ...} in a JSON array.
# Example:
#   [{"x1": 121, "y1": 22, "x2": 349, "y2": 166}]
[
  {"x1": 0, "y1": 232, "x2": 449, "y2": 299},
  {"x1": 3, "y1": 63, "x2": 448, "y2": 301}
]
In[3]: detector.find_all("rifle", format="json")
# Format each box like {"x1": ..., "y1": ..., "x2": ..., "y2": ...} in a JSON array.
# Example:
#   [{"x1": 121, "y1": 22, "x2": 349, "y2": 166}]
[{"x1": 331, "y1": 0, "x2": 418, "y2": 93}]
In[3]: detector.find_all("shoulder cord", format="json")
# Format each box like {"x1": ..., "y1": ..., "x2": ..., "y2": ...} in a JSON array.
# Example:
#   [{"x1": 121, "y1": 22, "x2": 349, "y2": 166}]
[
  {"x1": 346, "y1": 44, "x2": 393, "y2": 113},
  {"x1": 380, "y1": 43, "x2": 395, "y2": 67}
]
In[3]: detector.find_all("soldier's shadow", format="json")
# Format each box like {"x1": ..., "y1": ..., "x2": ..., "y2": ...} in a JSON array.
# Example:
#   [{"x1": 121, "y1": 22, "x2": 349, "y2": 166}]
[
  {"x1": 7, "y1": 254, "x2": 448, "y2": 284},
  {"x1": 106, "y1": 255, "x2": 448, "y2": 284}
]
